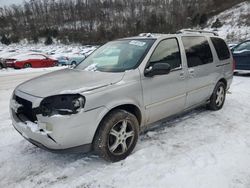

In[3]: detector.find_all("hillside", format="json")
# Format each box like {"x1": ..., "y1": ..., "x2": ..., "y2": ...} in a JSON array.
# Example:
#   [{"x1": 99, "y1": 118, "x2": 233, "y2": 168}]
[
  {"x1": 203, "y1": 1, "x2": 250, "y2": 42},
  {"x1": 0, "y1": 0, "x2": 246, "y2": 44}
]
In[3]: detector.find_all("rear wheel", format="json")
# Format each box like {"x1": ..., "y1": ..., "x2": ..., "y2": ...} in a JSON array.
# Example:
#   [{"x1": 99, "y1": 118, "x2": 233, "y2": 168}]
[
  {"x1": 0, "y1": 63, "x2": 3, "y2": 69},
  {"x1": 71, "y1": 61, "x2": 77, "y2": 66},
  {"x1": 207, "y1": 82, "x2": 226, "y2": 111},
  {"x1": 233, "y1": 71, "x2": 239, "y2": 76},
  {"x1": 93, "y1": 109, "x2": 139, "y2": 162},
  {"x1": 54, "y1": 61, "x2": 58, "y2": 66},
  {"x1": 23, "y1": 63, "x2": 32, "y2": 68}
]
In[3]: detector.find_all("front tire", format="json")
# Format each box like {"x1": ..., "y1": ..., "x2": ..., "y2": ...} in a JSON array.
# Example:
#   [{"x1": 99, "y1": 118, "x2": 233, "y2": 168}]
[
  {"x1": 93, "y1": 110, "x2": 139, "y2": 162},
  {"x1": 207, "y1": 82, "x2": 226, "y2": 111},
  {"x1": 23, "y1": 63, "x2": 32, "y2": 68}
]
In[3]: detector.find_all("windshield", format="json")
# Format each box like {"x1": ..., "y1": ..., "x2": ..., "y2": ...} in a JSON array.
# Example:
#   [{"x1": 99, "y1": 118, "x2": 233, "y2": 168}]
[
  {"x1": 75, "y1": 39, "x2": 155, "y2": 72},
  {"x1": 234, "y1": 41, "x2": 250, "y2": 52}
]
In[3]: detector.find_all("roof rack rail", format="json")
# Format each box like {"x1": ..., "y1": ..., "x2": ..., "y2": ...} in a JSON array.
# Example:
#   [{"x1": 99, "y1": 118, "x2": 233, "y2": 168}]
[
  {"x1": 138, "y1": 33, "x2": 165, "y2": 37},
  {"x1": 176, "y1": 29, "x2": 219, "y2": 36},
  {"x1": 139, "y1": 33, "x2": 154, "y2": 37}
]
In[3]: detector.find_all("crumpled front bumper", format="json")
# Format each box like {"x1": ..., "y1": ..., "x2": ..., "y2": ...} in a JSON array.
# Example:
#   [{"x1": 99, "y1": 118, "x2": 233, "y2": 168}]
[{"x1": 10, "y1": 90, "x2": 108, "y2": 153}]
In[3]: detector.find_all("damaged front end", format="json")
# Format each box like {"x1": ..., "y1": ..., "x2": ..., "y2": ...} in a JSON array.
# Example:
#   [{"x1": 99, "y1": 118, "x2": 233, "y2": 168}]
[{"x1": 10, "y1": 90, "x2": 93, "y2": 153}]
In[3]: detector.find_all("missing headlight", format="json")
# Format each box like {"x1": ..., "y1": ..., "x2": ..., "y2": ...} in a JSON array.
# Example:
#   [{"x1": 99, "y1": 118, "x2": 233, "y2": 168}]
[{"x1": 40, "y1": 94, "x2": 85, "y2": 116}]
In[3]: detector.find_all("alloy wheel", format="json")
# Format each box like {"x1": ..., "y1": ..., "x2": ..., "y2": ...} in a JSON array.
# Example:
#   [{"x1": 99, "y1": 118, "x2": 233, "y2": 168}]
[
  {"x1": 108, "y1": 119, "x2": 135, "y2": 155},
  {"x1": 216, "y1": 86, "x2": 225, "y2": 107}
]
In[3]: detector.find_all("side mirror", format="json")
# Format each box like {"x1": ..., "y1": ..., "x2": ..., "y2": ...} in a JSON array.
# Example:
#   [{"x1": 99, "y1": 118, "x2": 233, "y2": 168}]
[{"x1": 145, "y1": 63, "x2": 171, "y2": 77}]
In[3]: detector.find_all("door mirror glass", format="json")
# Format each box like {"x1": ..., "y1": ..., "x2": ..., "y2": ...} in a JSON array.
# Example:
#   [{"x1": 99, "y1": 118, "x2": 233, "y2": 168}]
[{"x1": 145, "y1": 62, "x2": 171, "y2": 77}]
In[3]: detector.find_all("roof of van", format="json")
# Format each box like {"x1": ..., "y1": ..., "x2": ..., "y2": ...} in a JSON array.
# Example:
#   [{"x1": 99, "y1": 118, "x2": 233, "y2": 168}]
[{"x1": 121, "y1": 30, "x2": 220, "y2": 40}]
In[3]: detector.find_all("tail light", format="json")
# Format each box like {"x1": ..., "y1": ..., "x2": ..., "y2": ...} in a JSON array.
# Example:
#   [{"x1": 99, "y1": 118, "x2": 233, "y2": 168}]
[{"x1": 232, "y1": 59, "x2": 236, "y2": 71}]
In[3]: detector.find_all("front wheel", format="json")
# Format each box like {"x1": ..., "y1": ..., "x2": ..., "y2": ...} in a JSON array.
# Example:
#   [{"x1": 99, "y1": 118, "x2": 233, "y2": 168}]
[
  {"x1": 93, "y1": 110, "x2": 139, "y2": 162},
  {"x1": 23, "y1": 63, "x2": 32, "y2": 68},
  {"x1": 207, "y1": 82, "x2": 226, "y2": 111}
]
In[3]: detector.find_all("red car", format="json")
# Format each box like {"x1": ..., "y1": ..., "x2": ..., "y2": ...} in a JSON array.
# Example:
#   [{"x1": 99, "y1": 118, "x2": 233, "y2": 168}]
[{"x1": 5, "y1": 54, "x2": 58, "y2": 69}]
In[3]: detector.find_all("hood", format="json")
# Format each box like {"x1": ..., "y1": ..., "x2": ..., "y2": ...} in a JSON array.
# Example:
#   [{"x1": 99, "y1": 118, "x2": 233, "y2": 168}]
[{"x1": 17, "y1": 69, "x2": 124, "y2": 98}]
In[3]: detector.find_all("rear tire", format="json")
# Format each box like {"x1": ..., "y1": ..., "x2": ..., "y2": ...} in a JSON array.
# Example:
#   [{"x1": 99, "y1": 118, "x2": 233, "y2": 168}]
[
  {"x1": 207, "y1": 82, "x2": 226, "y2": 111},
  {"x1": 0, "y1": 63, "x2": 3, "y2": 69},
  {"x1": 23, "y1": 63, "x2": 32, "y2": 68},
  {"x1": 233, "y1": 71, "x2": 239, "y2": 76},
  {"x1": 54, "y1": 62, "x2": 58, "y2": 66},
  {"x1": 93, "y1": 109, "x2": 139, "y2": 162}
]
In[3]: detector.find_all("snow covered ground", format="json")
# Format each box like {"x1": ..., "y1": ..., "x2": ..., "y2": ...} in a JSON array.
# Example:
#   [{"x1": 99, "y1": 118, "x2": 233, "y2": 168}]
[
  {"x1": 0, "y1": 68, "x2": 250, "y2": 188},
  {"x1": 0, "y1": 67, "x2": 65, "y2": 76}
]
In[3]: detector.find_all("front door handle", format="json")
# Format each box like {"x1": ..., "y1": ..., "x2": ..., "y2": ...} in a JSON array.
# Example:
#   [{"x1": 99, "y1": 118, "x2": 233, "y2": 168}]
[
  {"x1": 179, "y1": 71, "x2": 185, "y2": 80},
  {"x1": 188, "y1": 69, "x2": 195, "y2": 77}
]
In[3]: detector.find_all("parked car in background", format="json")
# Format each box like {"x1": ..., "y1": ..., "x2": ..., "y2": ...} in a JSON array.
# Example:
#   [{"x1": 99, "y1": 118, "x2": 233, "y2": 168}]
[
  {"x1": 232, "y1": 40, "x2": 250, "y2": 73},
  {"x1": 5, "y1": 53, "x2": 58, "y2": 69},
  {"x1": 11, "y1": 31, "x2": 233, "y2": 162},
  {"x1": 228, "y1": 43, "x2": 238, "y2": 49},
  {"x1": 56, "y1": 53, "x2": 86, "y2": 66},
  {"x1": 0, "y1": 62, "x2": 4, "y2": 69},
  {"x1": 0, "y1": 50, "x2": 19, "y2": 63},
  {"x1": 81, "y1": 46, "x2": 97, "y2": 57},
  {"x1": 0, "y1": 51, "x2": 21, "y2": 68}
]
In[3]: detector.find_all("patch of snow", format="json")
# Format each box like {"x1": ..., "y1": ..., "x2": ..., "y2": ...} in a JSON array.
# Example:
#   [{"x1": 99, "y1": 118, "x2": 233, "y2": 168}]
[{"x1": 18, "y1": 121, "x2": 40, "y2": 133}]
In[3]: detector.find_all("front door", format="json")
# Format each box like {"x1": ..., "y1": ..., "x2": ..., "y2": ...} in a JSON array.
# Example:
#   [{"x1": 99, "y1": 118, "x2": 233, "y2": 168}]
[{"x1": 141, "y1": 38, "x2": 187, "y2": 124}]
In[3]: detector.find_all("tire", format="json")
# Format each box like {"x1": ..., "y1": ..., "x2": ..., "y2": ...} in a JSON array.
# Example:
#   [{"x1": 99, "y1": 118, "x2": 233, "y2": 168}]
[
  {"x1": 23, "y1": 63, "x2": 32, "y2": 68},
  {"x1": 54, "y1": 62, "x2": 58, "y2": 66},
  {"x1": 233, "y1": 71, "x2": 239, "y2": 76},
  {"x1": 0, "y1": 63, "x2": 3, "y2": 69},
  {"x1": 93, "y1": 109, "x2": 139, "y2": 162},
  {"x1": 207, "y1": 82, "x2": 226, "y2": 111},
  {"x1": 71, "y1": 61, "x2": 77, "y2": 66}
]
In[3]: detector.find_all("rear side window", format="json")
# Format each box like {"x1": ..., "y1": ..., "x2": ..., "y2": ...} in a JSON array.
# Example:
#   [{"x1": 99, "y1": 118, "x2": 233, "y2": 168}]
[
  {"x1": 182, "y1": 36, "x2": 213, "y2": 67},
  {"x1": 30, "y1": 55, "x2": 46, "y2": 59},
  {"x1": 211, "y1": 37, "x2": 230, "y2": 60}
]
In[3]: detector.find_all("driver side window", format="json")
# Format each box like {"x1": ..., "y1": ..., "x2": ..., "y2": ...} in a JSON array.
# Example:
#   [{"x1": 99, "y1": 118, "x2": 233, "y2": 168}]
[{"x1": 149, "y1": 38, "x2": 181, "y2": 70}]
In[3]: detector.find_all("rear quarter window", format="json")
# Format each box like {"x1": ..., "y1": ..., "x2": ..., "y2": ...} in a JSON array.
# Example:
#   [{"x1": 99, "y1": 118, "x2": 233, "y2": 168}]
[{"x1": 211, "y1": 37, "x2": 230, "y2": 60}]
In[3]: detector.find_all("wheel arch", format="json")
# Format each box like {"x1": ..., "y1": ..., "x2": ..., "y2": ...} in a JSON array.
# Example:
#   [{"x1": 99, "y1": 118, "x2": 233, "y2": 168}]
[
  {"x1": 92, "y1": 103, "x2": 143, "y2": 144},
  {"x1": 217, "y1": 78, "x2": 227, "y2": 89},
  {"x1": 110, "y1": 104, "x2": 142, "y2": 126},
  {"x1": 23, "y1": 62, "x2": 32, "y2": 68}
]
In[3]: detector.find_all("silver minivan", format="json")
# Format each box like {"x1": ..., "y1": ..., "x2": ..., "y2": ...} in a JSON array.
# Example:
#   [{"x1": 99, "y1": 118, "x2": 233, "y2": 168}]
[{"x1": 10, "y1": 31, "x2": 233, "y2": 161}]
